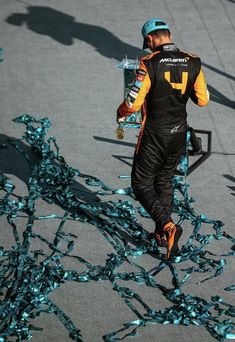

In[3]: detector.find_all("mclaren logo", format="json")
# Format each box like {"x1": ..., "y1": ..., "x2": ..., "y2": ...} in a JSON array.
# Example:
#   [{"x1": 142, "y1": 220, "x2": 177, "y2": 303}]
[{"x1": 160, "y1": 58, "x2": 188, "y2": 63}]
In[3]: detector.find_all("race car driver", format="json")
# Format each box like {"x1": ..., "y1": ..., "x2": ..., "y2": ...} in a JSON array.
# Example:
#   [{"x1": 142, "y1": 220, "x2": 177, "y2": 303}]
[{"x1": 117, "y1": 18, "x2": 209, "y2": 259}]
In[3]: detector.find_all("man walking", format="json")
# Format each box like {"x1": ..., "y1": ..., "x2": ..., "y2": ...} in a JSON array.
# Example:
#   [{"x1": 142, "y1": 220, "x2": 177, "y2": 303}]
[{"x1": 117, "y1": 18, "x2": 209, "y2": 259}]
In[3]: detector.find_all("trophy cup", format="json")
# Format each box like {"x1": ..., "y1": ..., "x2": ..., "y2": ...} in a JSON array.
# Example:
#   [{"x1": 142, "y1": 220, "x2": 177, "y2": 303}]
[{"x1": 116, "y1": 56, "x2": 142, "y2": 139}]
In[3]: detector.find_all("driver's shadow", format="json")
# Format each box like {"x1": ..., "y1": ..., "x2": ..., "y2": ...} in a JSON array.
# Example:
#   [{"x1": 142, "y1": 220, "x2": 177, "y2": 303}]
[
  {"x1": 6, "y1": 6, "x2": 146, "y2": 60},
  {"x1": 5, "y1": 5, "x2": 235, "y2": 109}
]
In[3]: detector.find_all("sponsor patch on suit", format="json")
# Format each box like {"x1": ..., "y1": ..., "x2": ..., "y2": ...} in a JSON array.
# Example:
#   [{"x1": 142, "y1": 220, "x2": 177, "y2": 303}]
[
  {"x1": 136, "y1": 69, "x2": 146, "y2": 76},
  {"x1": 136, "y1": 74, "x2": 145, "y2": 82},
  {"x1": 131, "y1": 85, "x2": 140, "y2": 93},
  {"x1": 129, "y1": 90, "x2": 138, "y2": 98},
  {"x1": 134, "y1": 81, "x2": 142, "y2": 88},
  {"x1": 126, "y1": 94, "x2": 136, "y2": 108},
  {"x1": 127, "y1": 94, "x2": 136, "y2": 103}
]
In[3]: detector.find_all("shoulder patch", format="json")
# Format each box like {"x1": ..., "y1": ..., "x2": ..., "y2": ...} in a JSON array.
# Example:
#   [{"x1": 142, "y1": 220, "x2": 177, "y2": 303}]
[
  {"x1": 182, "y1": 51, "x2": 199, "y2": 58},
  {"x1": 140, "y1": 51, "x2": 161, "y2": 60}
]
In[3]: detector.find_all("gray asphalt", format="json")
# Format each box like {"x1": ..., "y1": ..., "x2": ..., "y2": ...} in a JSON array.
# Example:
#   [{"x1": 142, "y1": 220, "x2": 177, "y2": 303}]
[{"x1": 0, "y1": 0, "x2": 234, "y2": 341}]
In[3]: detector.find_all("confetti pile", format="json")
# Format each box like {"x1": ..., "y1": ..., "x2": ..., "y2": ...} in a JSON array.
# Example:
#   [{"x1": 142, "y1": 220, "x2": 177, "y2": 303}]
[{"x1": 0, "y1": 114, "x2": 234, "y2": 341}]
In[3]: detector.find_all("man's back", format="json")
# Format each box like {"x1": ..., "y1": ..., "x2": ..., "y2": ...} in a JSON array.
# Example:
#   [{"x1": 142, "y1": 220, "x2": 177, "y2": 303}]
[{"x1": 141, "y1": 43, "x2": 208, "y2": 129}]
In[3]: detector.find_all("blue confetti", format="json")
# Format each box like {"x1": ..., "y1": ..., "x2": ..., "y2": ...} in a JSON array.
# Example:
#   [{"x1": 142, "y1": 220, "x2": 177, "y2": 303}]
[{"x1": 0, "y1": 113, "x2": 234, "y2": 342}]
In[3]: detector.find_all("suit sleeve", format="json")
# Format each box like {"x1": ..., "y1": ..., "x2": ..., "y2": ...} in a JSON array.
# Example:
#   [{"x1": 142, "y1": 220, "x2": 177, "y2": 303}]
[
  {"x1": 117, "y1": 60, "x2": 151, "y2": 117},
  {"x1": 190, "y1": 67, "x2": 209, "y2": 106}
]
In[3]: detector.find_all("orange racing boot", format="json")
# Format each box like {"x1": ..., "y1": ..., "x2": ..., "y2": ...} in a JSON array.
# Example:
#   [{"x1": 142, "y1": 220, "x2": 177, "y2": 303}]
[{"x1": 163, "y1": 222, "x2": 183, "y2": 259}]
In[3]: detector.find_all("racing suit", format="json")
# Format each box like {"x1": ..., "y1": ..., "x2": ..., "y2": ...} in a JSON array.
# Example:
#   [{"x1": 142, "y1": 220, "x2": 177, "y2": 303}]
[{"x1": 117, "y1": 43, "x2": 209, "y2": 230}]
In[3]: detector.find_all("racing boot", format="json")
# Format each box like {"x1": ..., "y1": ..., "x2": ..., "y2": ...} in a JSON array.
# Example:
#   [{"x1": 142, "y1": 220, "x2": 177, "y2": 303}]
[{"x1": 163, "y1": 222, "x2": 183, "y2": 259}]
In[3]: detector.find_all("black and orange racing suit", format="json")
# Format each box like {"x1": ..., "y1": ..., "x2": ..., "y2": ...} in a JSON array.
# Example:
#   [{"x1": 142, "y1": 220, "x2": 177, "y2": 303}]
[{"x1": 117, "y1": 43, "x2": 209, "y2": 230}]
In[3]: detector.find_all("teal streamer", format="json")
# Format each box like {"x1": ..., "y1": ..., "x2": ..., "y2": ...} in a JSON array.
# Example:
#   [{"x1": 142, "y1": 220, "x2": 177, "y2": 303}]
[
  {"x1": 224, "y1": 285, "x2": 235, "y2": 291},
  {"x1": 0, "y1": 48, "x2": 3, "y2": 62},
  {"x1": 0, "y1": 113, "x2": 234, "y2": 342}
]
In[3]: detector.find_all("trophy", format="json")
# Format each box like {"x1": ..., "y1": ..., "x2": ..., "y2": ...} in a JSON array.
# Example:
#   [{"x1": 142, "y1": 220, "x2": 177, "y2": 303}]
[{"x1": 116, "y1": 56, "x2": 142, "y2": 139}]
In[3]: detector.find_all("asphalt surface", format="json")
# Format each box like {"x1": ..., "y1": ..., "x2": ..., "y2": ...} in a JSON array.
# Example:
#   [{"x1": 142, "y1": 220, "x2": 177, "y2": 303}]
[{"x1": 0, "y1": 0, "x2": 235, "y2": 341}]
